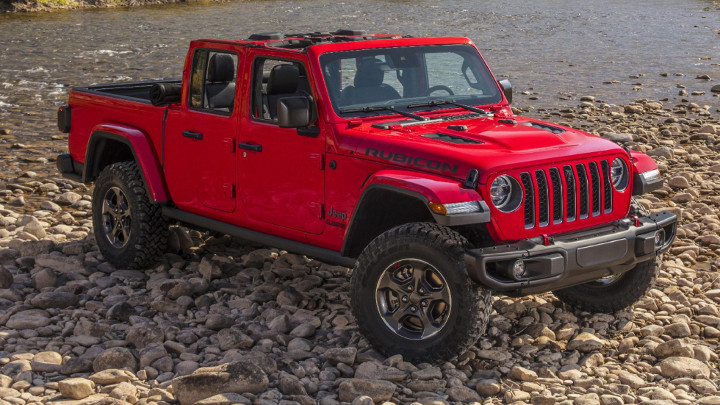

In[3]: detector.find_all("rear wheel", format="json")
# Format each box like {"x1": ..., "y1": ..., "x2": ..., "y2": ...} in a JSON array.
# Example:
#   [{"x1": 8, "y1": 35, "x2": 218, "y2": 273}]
[
  {"x1": 92, "y1": 161, "x2": 168, "y2": 269},
  {"x1": 553, "y1": 198, "x2": 660, "y2": 312},
  {"x1": 350, "y1": 223, "x2": 492, "y2": 362}
]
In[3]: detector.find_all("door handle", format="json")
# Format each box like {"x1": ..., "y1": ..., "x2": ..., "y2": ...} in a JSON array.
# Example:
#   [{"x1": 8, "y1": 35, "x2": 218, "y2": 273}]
[
  {"x1": 182, "y1": 130, "x2": 203, "y2": 140},
  {"x1": 238, "y1": 142, "x2": 262, "y2": 152}
]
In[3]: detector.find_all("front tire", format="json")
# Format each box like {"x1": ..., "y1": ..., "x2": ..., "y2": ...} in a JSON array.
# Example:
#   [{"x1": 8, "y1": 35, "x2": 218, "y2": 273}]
[
  {"x1": 553, "y1": 198, "x2": 659, "y2": 312},
  {"x1": 92, "y1": 161, "x2": 168, "y2": 269},
  {"x1": 350, "y1": 223, "x2": 492, "y2": 362}
]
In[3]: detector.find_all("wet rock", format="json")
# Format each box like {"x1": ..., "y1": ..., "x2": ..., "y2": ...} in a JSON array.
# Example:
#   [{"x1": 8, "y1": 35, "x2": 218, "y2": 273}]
[
  {"x1": 93, "y1": 347, "x2": 137, "y2": 372},
  {"x1": 658, "y1": 356, "x2": 711, "y2": 378},
  {"x1": 172, "y1": 361, "x2": 268, "y2": 405},
  {"x1": 338, "y1": 379, "x2": 395, "y2": 403},
  {"x1": 58, "y1": 378, "x2": 95, "y2": 399}
]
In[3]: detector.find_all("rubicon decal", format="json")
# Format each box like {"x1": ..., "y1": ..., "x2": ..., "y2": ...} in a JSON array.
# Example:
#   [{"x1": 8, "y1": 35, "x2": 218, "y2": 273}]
[{"x1": 365, "y1": 147, "x2": 459, "y2": 174}]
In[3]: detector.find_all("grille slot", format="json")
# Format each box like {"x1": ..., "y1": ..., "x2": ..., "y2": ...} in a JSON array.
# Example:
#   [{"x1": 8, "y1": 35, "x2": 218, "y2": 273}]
[
  {"x1": 535, "y1": 170, "x2": 549, "y2": 227},
  {"x1": 521, "y1": 173, "x2": 534, "y2": 228},
  {"x1": 517, "y1": 159, "x2": 615, "y2": 230},
  {"x1": 589, "y1": 162, "x2": 601, "y2": 216},
  {"x1": 577, "y1": 164, "x2": 589, "y2": 219},
  {"x1": 563, "y1": 165, "x2": 576, "y2": 222},
  {"x1": 549, "y1": 168, "x2": 563, "y2": 224},
  {"x1": 601, "y1": 160, "x2": 612, "y2": 213}
]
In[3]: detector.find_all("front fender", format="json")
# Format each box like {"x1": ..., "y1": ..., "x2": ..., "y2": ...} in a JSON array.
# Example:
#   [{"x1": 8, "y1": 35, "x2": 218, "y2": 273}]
[
  {"x1": 629, "y1": 150, "x2": 664, "y2": 195},
  {"x1": 86, "y1": 123, "x2": 169, "y2": 202},
  {"x1": 361, "y1": 170, "x2": 490, "y2": 226}
]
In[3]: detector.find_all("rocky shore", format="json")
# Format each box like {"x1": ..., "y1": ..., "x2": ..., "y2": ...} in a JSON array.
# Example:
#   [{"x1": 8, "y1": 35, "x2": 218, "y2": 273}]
[
  {"x1": 1, "y1": 96, "x2": 720, "y2": 405},
  {"x1": 0, "y1": 0, "x2": 229, "y2": 13}
]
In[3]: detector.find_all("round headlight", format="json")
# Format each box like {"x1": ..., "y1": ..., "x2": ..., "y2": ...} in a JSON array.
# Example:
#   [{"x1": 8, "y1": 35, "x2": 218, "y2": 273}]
[
  {"x1": 490, "y1": 175, "x2": 523, "y2": 212},
  {"x1": 611, "y1": 158, "x2": 629, "y2": 191}
]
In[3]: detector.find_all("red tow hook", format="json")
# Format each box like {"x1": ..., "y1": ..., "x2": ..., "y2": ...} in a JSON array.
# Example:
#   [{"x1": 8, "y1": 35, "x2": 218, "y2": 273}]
[
  {"x1": 630, "y1": 215, "x2": 641, "y2": 227},
  {"x1": 541, "y1": 234, "x2": 551, "y2": 246}
]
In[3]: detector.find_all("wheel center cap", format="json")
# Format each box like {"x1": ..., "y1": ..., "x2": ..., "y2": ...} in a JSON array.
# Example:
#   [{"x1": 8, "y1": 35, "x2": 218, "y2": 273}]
[{"x1": 409, "y1": 292, "x2": 422, "y2": 304}]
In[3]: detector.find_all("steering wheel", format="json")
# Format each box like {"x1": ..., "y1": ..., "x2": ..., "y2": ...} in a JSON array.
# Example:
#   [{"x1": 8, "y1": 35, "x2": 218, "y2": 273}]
[{"x1": 426, "y1": 85, "x2": 455, "y2": 96}]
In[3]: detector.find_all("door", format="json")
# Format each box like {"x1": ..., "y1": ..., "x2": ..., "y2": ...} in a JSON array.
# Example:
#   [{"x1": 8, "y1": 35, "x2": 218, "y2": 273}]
[
  {"x1": 238, "y1": 56, "x2": 325, "y2": 235},
  {"x1": 164, "y1": 48, "x2": 241, "y2": 214}
]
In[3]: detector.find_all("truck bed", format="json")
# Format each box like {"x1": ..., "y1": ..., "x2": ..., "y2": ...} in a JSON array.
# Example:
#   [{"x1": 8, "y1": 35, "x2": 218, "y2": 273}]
[{"x1": 74, "y1": 79, "x2": 181, "y2": 104}]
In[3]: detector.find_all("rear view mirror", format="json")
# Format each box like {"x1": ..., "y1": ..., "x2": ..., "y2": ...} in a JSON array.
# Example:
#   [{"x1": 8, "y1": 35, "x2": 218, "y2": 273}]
[
  {"x1": 277, "y1": 96, "x2": 314, "y2": 128},
  {"x1": 498, "y1": 79, "x2": 512, "y2": 104}
]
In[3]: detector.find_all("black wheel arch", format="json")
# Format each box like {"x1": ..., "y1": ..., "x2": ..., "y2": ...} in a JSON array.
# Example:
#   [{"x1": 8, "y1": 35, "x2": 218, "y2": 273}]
[
  {"x1": 83, "y1": 131, "x2": 161, "y2": 203},
  {"x1": 341, "y1": 184, "x2": 437, "y2": 258}
]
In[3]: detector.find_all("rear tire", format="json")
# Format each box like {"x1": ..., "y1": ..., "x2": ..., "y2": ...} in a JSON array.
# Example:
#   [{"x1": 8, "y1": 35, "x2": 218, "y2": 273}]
[
  {"x1": 92, "y1": 161, "x2": 168, "y2": 269},
  {"x1": 350, "y1": 222, "x2": 492, "y2": 362},
  {"x1": 553, "y1": 198, "x2": 659, "y2": 312}
]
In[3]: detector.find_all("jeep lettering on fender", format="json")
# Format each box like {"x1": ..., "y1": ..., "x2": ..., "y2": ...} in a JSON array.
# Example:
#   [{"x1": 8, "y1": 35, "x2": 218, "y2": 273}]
[{"x1": 56, "y1": 30, "x2": 676, "y2": 362}]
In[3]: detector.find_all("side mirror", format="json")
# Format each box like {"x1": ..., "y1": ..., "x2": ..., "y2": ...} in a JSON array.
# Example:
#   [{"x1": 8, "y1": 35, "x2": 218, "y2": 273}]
[
  {"x1": 498, "y1": 79, "x2": 512, "y2": 104},
  {"x1": 277, "y1": 96, "x2": 314, "y2": 128}
]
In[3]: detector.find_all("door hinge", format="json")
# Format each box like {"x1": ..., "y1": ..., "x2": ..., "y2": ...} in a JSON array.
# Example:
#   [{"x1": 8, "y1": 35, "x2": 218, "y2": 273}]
[
  {"x1": 310, "y1": 153, "x2": 324, "y2": 170},
  {"x1": 310, "y1": 202, "x2": 324, "y2": 219},
  {"x1": 223, "y1": 184, "x2": 235, "y2": 199},
  {"x1": 224, "y1": 138, "x2": 235, "y2": 153}
]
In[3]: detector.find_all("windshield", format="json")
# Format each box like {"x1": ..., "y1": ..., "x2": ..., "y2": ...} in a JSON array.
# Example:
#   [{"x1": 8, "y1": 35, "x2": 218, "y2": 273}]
[{"x1": 319, "y1": 44, "x2": 502, "y2": 117}]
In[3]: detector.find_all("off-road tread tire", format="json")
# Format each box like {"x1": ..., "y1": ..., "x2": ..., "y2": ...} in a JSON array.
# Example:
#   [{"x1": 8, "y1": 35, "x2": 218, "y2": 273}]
[
  {"x1": 553, "y1": 199, "x2": 659, "y2": 313},
  {"x1": 92, "y1": 161, "x2": 168, "y2": 269},
  {"x1": 350, "y1": 222, "x2": 493, "y2": 362}
]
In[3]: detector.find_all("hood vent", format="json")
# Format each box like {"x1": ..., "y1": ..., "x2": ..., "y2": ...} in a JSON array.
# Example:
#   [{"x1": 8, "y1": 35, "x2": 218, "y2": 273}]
[
  {"x1": 519, "y1": 122, "x2": 565, "y2": 134},
  {"x1": 421, "y1": 132, "x2": 483, "y2": 145}
]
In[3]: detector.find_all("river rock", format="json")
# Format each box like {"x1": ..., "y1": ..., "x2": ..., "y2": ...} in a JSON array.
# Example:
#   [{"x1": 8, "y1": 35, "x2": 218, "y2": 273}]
[
  {"x1": 658, "y1": 356, "x2": 711, "y2": 378},
  {"x1": 6, "y1": 309, "x2": 51, "y2": 329},
  {"x1": 55, "y1": 192, "x2": 82, "y2": 205},
  {"x1": 0, "y1": 266, "x2": 13, "y2": 288},
  {"x1": 93, "y1": 347, "x2": 137, "y2": 372},
  {"x1": 354, "y1": 361, "x2": 406, "y2": 382},
  {"x1": 217, "y1": 327, "x2": 254, "y2": 350},
  {"x1": 58, "y1": 378, "x2": 95, "y2": 399},
  {"x1": 35, "y1": 253, "x2": 86, "y2": 275},
  {"x1": 194, "y1": 393, "x2": 251, "y2": 405},
  {"x1": 567, "y1": 332, "x2": 605, "y2": 352},
  {"x1": 324, "y1": 347, "x2": 357, "y2": 366},
  {"x1": 172, "y1": 361, "x2": 269, "y2": 405},
  {"x1": 338, "y1": 379, "x2": 395, "y2": 403},
  {"x1": 89, "y1": 369, "x2": 136, "y2": 385},
  {"x1": 30, "y1": 291, "x2": 79, "y2": 308}
]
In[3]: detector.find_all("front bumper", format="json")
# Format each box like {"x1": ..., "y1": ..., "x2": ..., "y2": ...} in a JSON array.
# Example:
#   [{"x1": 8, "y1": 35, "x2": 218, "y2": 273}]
[{"x1": 464, "y1": 211, "x2": 677, "y2": 296}]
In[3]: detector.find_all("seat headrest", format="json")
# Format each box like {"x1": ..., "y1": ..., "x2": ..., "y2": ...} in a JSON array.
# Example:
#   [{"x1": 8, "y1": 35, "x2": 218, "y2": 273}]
[
  {"x1": 354, "y1": 58, "x2": 385, "y2": 88},
  {"x1": 267, "y1": 64, "x2": 300, "y2": 95},
  {"x1": 207, "y1": 53, "x2": 236, "y2": 83}
]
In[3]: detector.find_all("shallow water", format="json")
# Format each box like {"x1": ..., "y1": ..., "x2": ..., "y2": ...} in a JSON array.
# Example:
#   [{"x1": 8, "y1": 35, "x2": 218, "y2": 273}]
[{"x1": 0, "y1": 0, "x2": 718, "y2": 146}]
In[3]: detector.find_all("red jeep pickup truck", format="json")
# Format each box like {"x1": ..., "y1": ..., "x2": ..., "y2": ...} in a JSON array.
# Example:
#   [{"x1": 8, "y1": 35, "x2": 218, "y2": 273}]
[{"x1": 56, "y1": 30, "x2": 676, "y2": 361}]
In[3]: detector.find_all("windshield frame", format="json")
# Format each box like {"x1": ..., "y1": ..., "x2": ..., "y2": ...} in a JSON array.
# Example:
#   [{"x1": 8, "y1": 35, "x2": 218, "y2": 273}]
[{"x1": 318, "y1": 44, "x2": 503, "y2": 119}]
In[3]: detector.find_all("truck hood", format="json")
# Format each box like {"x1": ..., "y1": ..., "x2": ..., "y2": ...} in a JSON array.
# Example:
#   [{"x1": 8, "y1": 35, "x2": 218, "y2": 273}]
[{"x1": 341, "y1": 115, "x2": 627, "y2": 184}]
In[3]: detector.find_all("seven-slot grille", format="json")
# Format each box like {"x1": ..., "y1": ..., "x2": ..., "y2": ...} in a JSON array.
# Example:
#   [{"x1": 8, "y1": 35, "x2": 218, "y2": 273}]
[{"x1": 521, "y1": 159, "x2": 615, "y2": 229}]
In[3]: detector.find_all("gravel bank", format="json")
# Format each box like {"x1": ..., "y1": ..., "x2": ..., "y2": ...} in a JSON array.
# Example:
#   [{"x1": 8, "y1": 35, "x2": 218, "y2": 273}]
[{"x1": 0, "y1": 97, "x2": 719, "y2": 404}]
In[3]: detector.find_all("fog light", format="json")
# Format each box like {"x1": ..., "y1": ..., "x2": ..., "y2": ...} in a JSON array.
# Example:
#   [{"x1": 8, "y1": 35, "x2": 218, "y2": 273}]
[
  {"x1": 654, "y1": 229, "x2": 665, "y2": 247},
  {"x1": 510, "y1": 259, "x2": 526, "y2": 280}
]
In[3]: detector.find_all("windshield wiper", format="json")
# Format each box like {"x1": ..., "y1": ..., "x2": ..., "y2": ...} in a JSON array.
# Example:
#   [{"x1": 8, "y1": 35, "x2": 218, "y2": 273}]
[
  {"x1": 338, "y1": 105, "x2": 428, "y2": 121},
  {"x1": 406, "y1": 99, "x2": 488, "y2": 114}
]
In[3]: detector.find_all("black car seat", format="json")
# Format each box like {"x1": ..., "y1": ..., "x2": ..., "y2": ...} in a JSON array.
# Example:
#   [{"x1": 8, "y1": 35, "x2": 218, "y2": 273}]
[
  {"x1": 205, "y1": 53, "x2": 236, "y2": 112},
  {"x1": 266, "y1": 64, "x2": 301, "y2": 119},
  {"x1": 340, "y1": 58, "x2": 400, "y2": 106}
]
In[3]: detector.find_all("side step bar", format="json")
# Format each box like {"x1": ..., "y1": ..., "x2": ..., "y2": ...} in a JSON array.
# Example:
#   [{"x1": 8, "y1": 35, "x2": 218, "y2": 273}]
[{"x1": 162, "y1": 207, "x2": 356, "y2": 268}]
